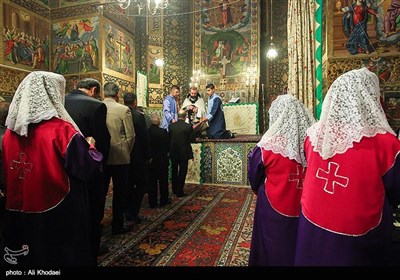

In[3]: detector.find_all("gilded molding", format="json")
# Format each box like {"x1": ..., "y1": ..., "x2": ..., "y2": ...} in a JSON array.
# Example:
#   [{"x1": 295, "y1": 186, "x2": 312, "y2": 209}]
[{"x1": 10, "y1": 0, "x2": 49, "y2": 18}]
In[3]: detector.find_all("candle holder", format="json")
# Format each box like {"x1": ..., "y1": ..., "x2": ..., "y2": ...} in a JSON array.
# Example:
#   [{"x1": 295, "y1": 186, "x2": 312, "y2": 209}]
[
  {"x1": 190, "y1": 69, "x2": 202, "y2": 88},
  {"x1": 245, "y1": 67, "x2": 258, "y2": 102}
]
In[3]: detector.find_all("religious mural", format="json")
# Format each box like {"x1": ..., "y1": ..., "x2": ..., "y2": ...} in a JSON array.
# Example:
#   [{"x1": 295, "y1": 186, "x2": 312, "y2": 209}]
[
  {"x1": 200, "y1": 0, "x2": 251, "y2": 77},
  {"x1": 364, "y1": 56, "x2": 398, "y2": 84},
  {"x1": 148, "y1": 45, "x2": 163, "y2": 88},
  {"x1": 2, "y1": 3, "x2": 50, "y2": 71},
  {"x1": 194, "y1": 0, "x2": 258, "y2": 104},
  {"x1": 332, "y1": 0, "x2": 400, "y2": 57},
  {"x1": 383, "y1": 90, "x2": 400, "y2": 132},
  {"x1": 104, "y1": 21, "x2": 134, "y2": 77},
  {"x1": 52, "y1": 16, "x2": 99, "y2": 74}
]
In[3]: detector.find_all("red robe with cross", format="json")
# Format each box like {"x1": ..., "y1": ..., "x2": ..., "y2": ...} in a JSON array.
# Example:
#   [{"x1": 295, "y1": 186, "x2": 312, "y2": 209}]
[
  {"x1": 248, "y1": 146, "x2": 306, "y2": 266},
  {"x1": 295, "y1": 133, "x2": 400, "y2": 265},
  {"x1": 2, "y1": 117, "x2": 102, "y2": 266}
]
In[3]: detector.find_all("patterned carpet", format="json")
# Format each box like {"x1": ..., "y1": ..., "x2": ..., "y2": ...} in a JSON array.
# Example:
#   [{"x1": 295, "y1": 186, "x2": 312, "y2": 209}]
[{"x1": 98, "y1": 184, "x2": 255, "y2": 267}]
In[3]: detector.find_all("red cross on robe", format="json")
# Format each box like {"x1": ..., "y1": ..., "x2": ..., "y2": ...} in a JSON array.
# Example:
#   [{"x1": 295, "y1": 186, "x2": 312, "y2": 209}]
[
  {"x1": 301, "y1": 133, "x2": 400, "y2": 235},
  {"x1": 3, "y1": 118, "x2": 77, "y2": 212},
  {"x1": 261, "y1": 149, "x2": 305, "y2": 217}
]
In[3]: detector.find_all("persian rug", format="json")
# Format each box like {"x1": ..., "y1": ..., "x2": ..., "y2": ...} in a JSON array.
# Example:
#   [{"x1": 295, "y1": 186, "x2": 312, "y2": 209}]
[{"x1": 98, "y1": 184, "x2": 255, "y2": 267}]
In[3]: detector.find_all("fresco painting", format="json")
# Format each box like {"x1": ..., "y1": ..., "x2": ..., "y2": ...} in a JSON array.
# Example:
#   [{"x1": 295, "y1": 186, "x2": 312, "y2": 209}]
[
  {"x1": 3, "y1": 4, "x2": 50, "y2": 71},
  {"x1": 200, "y1": 0, "x2": 251, "y2": 77},
  {"x1": 104, "y1": 22, "x2": 134, "y2": 77},
  {"x1": 332, "y1": 0, "x2": 400, "y2": 57},
  {"x1": 52, "y1": 16, "x2": 99, "y2": 74}
]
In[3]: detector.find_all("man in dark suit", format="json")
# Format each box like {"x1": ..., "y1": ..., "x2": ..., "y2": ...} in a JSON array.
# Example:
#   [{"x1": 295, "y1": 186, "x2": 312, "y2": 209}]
[
  {"x1": 168, "y1": 109, "x2": 194, "y2": 197},
  {"x1": 123, "y1": 93, "x2": 151, "y2": 223},
  {"x1": 64, "y1": 78, "x2": 111, "y2": 265},
  {"x1": 148, "y1": 113, "x2": 170, "y2": 208}
]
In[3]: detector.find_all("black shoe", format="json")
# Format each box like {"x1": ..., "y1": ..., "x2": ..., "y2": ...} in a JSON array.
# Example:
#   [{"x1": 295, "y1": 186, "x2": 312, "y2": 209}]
[
  {"x1": 124, "y1": 212, "x2": 134, "y2": 222},
  {"x1": 112, "y1": 225, "x2": 133, "y2": 235},
  {"x1": 149, "y1": 204, "x2": 157, "y2": 209},
  {"x1": 135, "y1": 216, "x2": 143, "y2": 224},
  {"x1": 160, "y1": 199, "x2": 171, "y2": 207},
  {"x1": 176, "y1": 193, "x2": 186, "y2": 198},
  {"x1": 97, "y1": 244, "x2": 109, "y2": 256}
]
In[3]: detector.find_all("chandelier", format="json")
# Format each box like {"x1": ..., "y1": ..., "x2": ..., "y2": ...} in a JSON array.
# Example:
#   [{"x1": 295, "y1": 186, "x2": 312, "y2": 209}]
[
  {"x1": 266, "y1": 0, "x2": 278, "y2": 59},
  {"x1": 117, "y1": 0, "x2": 170, "y2": 15}
]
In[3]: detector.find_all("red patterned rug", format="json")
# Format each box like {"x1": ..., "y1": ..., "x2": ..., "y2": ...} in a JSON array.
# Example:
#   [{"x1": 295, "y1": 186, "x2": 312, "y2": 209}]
[{"x1": 98, "y1": 184, "x2": 255, "y2": 267}]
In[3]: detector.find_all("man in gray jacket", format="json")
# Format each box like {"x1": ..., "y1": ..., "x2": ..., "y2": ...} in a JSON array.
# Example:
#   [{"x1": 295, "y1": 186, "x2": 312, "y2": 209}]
[{"x1": 102, "y1": 82, "x2": 135, "y2": 235}]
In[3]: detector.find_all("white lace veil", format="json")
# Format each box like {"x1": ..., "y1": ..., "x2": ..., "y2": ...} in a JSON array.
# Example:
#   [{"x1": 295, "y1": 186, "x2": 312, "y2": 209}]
[
  {"x1": 307, "y1": 67, "x2": 395, "y2": 160},
  {"x1": 257, "y1": 94, "x2": 315, "y2": 166},
  {"x1": 6, "y1": 71, "x2": 80, "y2": 137}
]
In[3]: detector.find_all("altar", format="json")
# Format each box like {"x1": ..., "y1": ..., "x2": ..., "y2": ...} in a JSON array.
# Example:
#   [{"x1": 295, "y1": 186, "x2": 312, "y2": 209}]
[
  {"x1": 185, "y1": 135, "x2": 261, "y2": 187},
  {"x1": 145, "y1": 103, "x2": 261, "y2": 187}
]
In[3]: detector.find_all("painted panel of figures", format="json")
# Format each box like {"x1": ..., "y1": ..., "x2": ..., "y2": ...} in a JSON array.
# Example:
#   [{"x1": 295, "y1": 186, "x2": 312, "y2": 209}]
[
  {"x1": 364, "y1": 56, "x2": 399, "y2": 85},
  {"x1": 104, "y1": 22, "x2": 134, "y2": 77},
  {"x1": 200, "y1": 0, "x2": 251, "y2": 77},
  {"x1": 148, "y1": 45, "x2": 163, "y2": 88},
  {"x1": 332, "y1": 0, "x2": 400, "y2": 57},
  {"x1": 52, "y1": 16, "x2": 99, "y2": 74},
  {"x1": 383, "y1": 90, "x2": 400, "y2": 132},
  {"x1": 2, "y1": 3, "x2": 49, "y2": 71}
]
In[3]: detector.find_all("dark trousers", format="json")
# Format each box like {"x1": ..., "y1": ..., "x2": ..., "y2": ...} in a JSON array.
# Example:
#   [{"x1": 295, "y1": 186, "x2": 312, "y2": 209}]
[
  {"x1": 148, "y1": 158, "x2": 169, "y2": 206},
  {"x1": 171, "y1": 158, "x2": 189, "y2": 196},
  {"x1": 220, "y1": 130, "x2": 234, "y2": 139},
  {"x1": 103, "y1": 164, "x2": 130, "y2": 231},
  {"x1": 87, "y1": 170, "x2": 105, "y2": 265},
  {"x1": 125, "y1": 162, "x2": 148, "y2": 218}
]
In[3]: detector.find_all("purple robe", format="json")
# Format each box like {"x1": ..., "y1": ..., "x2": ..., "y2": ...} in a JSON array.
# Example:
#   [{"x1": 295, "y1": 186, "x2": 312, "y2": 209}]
[
  {"x1": 2, "y1": 118, "x2": 103, "y2": 266},
  {"x1": 248, "y1": 146, "x2": 300, "y2": 266}
]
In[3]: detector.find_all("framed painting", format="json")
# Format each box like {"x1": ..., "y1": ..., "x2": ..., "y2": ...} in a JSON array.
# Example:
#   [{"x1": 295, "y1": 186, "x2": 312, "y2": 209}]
[
  {"x1": 104, "y1": 19, "x2": 135, "y2": 79},
  {"x1": 52, "y1": 16, "x2": 99, "y2": 74},
  {"x1": 383, "y1": 90, "x2": 400, "y2": 132},
  {"x1": 147, "y1": 45, "x2": 163, "y2": 88},
  {"x1": 2, "y1": 3, "x2": 50, "y2": 71},
  {"x1": 330, "y1": 0, "x2": 400, "y2": 57}
]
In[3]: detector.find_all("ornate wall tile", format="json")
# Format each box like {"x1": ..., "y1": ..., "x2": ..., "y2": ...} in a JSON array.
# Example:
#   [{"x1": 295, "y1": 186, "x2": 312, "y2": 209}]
[
  {"x1": 0, "y1": 67, "x2": 28, "y2": 94},
  {"x1": 103, "y1": 73, "x2": 135, "y2": 94},
  {"x1": 186, "y1": 143, "x2": 202, "y2": 184},
  {"x1": 10, "y1": 0, "x2": 49, "y2": 18},
  {"x1": 215, "y1": 143, "x2": 245, "y2": 185},
  {"x1": 50, "y1": 3, "x2": 97, "y2": 19},
  {"x1": 245, "y1": 143, "x2": 257, "y2": 185},
  {"x1": 201, "y1": 143, "x2": 213, "y2": 184}
]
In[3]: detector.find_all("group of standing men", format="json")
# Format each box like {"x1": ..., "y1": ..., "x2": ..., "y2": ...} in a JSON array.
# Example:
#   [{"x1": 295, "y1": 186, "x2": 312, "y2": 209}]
[
  {"x1": 65, "y1": 78, "x2": 148, "y2": 265},
  {"x1": 0, "y1": 73, "x2": 235, "y2": 267}
]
